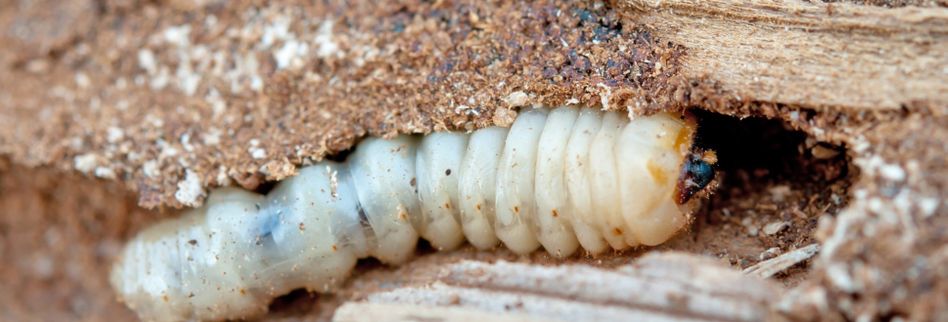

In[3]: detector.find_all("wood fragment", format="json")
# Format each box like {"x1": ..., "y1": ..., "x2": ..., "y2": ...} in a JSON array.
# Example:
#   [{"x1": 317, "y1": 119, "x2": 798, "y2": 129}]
[
  {"x1": 621, "y1": 0, "x2": 948, "y2": 110},
  {"x1": 333, "y1": 302, "x2": 548, "y2": 322},
  {"x1": 336, "y1": 252, "x2": 780, "y2": 322},
  {"x1": 744, "y1": 243, "x2": 821, "y2": 278}
]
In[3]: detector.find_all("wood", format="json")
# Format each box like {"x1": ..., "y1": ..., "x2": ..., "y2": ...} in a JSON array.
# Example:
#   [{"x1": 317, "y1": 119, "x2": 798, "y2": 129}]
[
  {"x1": 744, "y1": 243, "x2": 820, "y2": 278},
  {"x1": 621, "y1": 0, "x2": 948, "y2": 110},
  {"x1": 333, "y1": 303, "x2": 548, "y2": 322},
  {"x1": 334, "y1": 252, "x2": 780, "y2": 322}
]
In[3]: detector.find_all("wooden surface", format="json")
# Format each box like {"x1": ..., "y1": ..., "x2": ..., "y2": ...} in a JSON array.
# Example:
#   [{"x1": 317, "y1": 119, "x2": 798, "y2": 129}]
[
  {"x1": 0, "y1": 1, "x2": 945, "y2": 321},
  {"x1": 621, "y1": 0, "x2": 948, "y2": 110},
  {"x1": 332, "y1": 253, "x2": 780, "y2": 322}
]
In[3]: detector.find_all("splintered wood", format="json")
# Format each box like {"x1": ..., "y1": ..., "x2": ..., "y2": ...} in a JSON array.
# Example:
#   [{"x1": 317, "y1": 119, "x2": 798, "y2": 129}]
[
  {"x1": 744, "y1": 243, "x2": 821, "y2": 279},
  {"x1": 621, "y1": 0, "x2": 948, "y2": 110},
  {"x1": 333, "y1": 252, "x2": 779, "y2": 322}
]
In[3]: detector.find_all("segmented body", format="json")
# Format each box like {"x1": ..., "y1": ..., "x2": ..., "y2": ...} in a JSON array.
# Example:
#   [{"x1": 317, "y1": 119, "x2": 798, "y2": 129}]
[{"x1": 111, "y1": 106, "x2": 704, "y2": 321}]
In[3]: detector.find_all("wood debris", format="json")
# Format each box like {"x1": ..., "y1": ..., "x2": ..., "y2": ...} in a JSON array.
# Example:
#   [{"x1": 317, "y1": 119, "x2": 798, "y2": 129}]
[
  {"x1": 336, "y1": 252, "x2": 779, "y2": 322},
  {"x1": 744, "y1": 244, "x2": 821, "y2": 279}
]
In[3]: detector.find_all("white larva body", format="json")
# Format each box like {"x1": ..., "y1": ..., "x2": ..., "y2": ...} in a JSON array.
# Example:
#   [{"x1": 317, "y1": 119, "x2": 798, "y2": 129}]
[{"x1": 111, "y1": 107, "x2": 699, "y2": 322}]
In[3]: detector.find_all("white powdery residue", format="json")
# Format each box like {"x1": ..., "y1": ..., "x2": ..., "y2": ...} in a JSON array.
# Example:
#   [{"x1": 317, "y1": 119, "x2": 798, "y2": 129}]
[
  {"x1": 142, "y1": 160, "x2": 160, "y2": 178},
  {"x1": 248, "y1": 139, "x2": 266, "y2": 159},
  {"x1": 826, "y1": 264, "x2": 859, "y2": 293},
  {"x1": 149, "y1": 66, "x2": 171, "y2": 90},
  {"x1": 314, "y1": 20, "x2": 340, "y2": 58},
  {"x1": 210, "y1": 50, "x2": 227, "y2": 76},
  {"x1": 353, "y1": 45, "x2": 379, "y2": 67},
  {"x1": 789, "y1": 110, "x2": 800, "y2": 121},
  {"x1": 215, "y1": 166, "x2": 231, "y2": 186},
  {"x1": 597, "y1": 83, "x2": 612, "y2": 110},
  {"x1": 250, "y1": 75, "x2": 264, "y2": 92},
  {"x1": 504, "y1": 91, "x2": 529, "y2": 107},
  {"x1": 94, "y1": 167, "x2": 116, "y2": 179},
  {"x1": 274, "y1": 39, "x2": 309, "y2": 70},
  {"x1": 180, "y1": 133, "x2": 194, "y2": 152},
  {"x1": 137, "y1": 49, "x2": 158, "y2": 74},
  {"x1": 127, "y1": 151, "x2": 142, "y2": 162},
  {"x1": 73, "y1": 153, "x2": 98, "y2": 173},
  {"x1": 850, "y1": 136, "x2": 871, "y2": 153},
  {"x1": 454, "y1": 104, "x2": 470, "y2": 115},
  {"x1": 74, "y1": 73, "x2": 91, "y2": 89},
  {"x1": 175, "y1": 170, "x2": 206, "y2": 207},
  {"x1": 820, "y1": 208, "x2": 862, "y2": 261},
  {"x1": 206, "y1": 88, "x2": 228, "y2": 117},
  {"x1": 156, "y1": 139, "x2": 179, "y2": 158},
  {"x1": 202, "y1": 128, "x2": 221, "y2": 145},
  {"x1": 114, "y1": 77, "x2": 128, "y2": 90},
  {"x1": 205, "y1": 14, "x2": 218, "y2": 28},
  {"x1": 162, "y1": 25, "x2": 192, "y2": 47},
  {"x1": 106, "y1": 127, "x2": 125, "y2": 143},
  {"x1": 918, "y1": 197, "x2": 939, "y2": 218},
  {"x1": 878, "y1": 163, "x2": 906, "y2": 182},
  {"x1": 145, "y1": 114, "x2": 165, "y2": 128},
  {"x1": 854, "y1": 155, "x2": 882, "y2": 176},
  {"x1": 250, "y1": 147, "x2": 267, "y2": 159},
  {"x1": 228, "y1": 52, "x2": 262, "y2": 92},
  {"x1": 261, "y1": 17, "x2": 292, "y2": 48},
  {"x1": 175, "y1": 63, "x2": 201, "y2": 96},
  {"x1": 763, "y1": 221, "x2": 789, "y2": 236}
]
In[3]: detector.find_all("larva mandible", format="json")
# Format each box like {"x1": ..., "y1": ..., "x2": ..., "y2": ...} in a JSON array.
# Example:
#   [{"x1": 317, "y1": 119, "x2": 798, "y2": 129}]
[{"x1": 111, "y1": 106, "x2": 717, "y2": 322}]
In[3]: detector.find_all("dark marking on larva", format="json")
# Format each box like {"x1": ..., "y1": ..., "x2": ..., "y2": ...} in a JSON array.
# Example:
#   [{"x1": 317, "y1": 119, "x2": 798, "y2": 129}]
[
  {"x1": 188, "y1": 239, "x2": 198, "y2": 246},
  {"x1": 256, "y1": 208, "x2": 282, "y2": 245},
  {"x1": 445, "y1": 169, "x2": 452, "y2": 176},
  {"x1": 513, "y1": 206, "x2": 520, "y2": 214},
  {"x1": 356, "y1": 205, "x2": 370, "y2": 228},
  {"x1": 551, "y1": 209, "x2": 559, "y2": 217}
]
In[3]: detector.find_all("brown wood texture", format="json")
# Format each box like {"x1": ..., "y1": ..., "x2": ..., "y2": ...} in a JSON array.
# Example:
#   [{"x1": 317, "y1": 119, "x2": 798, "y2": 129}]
[
  {"x1": 0, "y1": 1, "x2": 945, "y2": 321},
  {"x1": 621, "y1": 0, "x2": 948, "y2": 110}
]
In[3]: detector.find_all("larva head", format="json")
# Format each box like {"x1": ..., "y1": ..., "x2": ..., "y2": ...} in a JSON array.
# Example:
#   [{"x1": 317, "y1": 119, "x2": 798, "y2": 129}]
[{"x1": 676, "y1": 149, "x2": 718, "y2": 205}]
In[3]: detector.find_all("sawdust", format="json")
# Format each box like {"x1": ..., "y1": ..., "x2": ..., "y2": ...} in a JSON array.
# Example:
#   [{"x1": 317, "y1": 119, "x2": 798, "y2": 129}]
[{"x1": 0, "y1": 0, "x2": 945, "y2": 321}]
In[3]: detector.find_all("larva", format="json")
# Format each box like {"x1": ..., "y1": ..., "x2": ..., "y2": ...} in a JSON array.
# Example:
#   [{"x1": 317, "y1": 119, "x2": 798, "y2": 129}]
[{"x1": 110, "y1": 106, "x2": 717, "y2": 322}]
